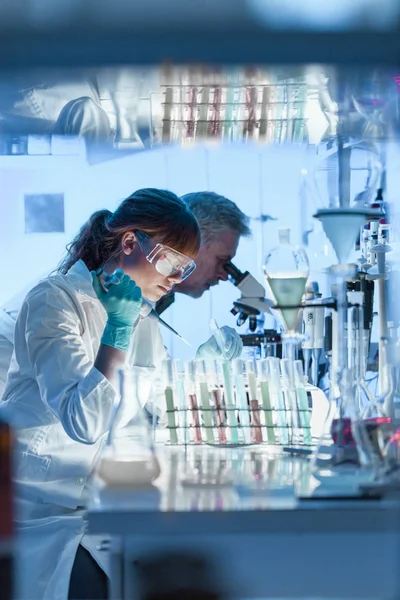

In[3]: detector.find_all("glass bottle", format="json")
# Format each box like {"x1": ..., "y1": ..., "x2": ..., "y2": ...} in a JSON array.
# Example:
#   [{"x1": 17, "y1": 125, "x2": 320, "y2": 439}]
[{"x1": 263, "y1": 228, "x2": 310, "y2": 362}]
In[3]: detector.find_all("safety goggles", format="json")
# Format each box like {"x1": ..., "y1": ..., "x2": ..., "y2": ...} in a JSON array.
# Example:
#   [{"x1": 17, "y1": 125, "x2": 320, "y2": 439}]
[{"x1": 136, "y1": 231, "x2": 196, "y2": 281}]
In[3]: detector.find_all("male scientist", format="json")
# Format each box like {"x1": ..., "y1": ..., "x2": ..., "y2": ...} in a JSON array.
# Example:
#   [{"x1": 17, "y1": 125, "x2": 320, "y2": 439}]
[
  {"x1": 156, "y1": 191, "x2": 251, "y2": 314},
  {"x1": 0, "y1": 192, "x2": 252, "y2": 394}
]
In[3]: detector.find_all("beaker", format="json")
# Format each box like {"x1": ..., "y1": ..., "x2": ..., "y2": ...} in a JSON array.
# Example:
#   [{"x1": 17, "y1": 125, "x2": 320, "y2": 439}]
[{"x1": 96, "y1": 368, "x2": 161, "y2": 488}]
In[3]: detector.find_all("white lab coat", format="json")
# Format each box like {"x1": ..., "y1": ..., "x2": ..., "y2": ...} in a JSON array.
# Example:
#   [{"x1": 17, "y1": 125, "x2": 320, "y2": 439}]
[
  {"x1": 1, "y1": 260, "x2": 168, "y2": 600},
  {"x1": 0, "y1": 309, "x2": 15, "y2": 396}
]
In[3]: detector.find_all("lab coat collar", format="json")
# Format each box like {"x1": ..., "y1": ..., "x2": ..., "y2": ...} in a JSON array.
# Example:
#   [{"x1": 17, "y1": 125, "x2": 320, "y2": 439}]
[{"x1": 65, "y1": 260, "x2": 98, "y2": 300}]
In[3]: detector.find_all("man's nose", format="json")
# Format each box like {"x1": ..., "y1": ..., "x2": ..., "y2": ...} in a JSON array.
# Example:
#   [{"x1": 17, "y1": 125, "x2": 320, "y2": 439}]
[{"x1": 218, "y1": 268, "x2": 229, "y2": 282}]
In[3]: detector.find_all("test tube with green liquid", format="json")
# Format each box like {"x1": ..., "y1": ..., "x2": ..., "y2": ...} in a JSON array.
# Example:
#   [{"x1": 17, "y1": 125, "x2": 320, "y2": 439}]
[
  {"x1": 197, "y1": 360, "x2": 215, "y2": 444},
  {"x1": 294, "y1": 360, "x2": 312, "y2": 445},
  {"x1": 221, "y1": 360, "x2": 239, "y2": 444},
  {"x1": 162, "y1": 359, "x2": 178, "y2": 444},
  {"x1": 232, "y1": 358, "x2": 251, "y2": 444},
  {"x1": 257, "y1": 359, "x2": 276, "y2": 445}
]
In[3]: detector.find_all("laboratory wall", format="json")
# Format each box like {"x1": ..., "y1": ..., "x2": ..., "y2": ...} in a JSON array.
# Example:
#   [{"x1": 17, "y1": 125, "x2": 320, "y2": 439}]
[
  {"x1": 0, "y1": 143, "x2": 309, "y2": 357},
  {"x1": 2, "y1": 141, "x2": 399, "y2": 359}
]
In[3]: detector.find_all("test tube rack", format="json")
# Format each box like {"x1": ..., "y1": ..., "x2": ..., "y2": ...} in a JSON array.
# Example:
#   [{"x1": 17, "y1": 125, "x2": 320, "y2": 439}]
[{"x1": 162, "y1": 359, "x2": 314, "y2": 448}]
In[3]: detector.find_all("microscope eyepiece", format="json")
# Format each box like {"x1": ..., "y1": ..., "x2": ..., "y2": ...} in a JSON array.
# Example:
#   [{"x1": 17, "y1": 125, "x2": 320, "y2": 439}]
[{"x1": 224, "y1": 261, "x2": 246, "y2": 285}]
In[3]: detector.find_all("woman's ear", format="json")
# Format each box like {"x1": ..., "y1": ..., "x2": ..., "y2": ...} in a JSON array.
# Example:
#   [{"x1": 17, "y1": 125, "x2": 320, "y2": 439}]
[{"x1": 121, "y1": 231, "x2": 137, "y2": 255}]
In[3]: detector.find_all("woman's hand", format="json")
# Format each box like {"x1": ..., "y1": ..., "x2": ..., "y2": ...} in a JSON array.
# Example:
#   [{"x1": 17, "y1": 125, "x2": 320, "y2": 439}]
[{"x1": 91, "y1": 269, "x2": 142, "y2": 351}]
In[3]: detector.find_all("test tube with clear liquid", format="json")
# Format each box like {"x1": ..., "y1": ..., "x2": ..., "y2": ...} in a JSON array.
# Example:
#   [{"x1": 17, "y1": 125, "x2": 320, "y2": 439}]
[
  {"x1": 173, "y1": 359, "x2": 189, "y2": 446},
  {"x1": 196, "y1": 360, "x2": 215, "y2": 444},
  {"x1": 267, "y1": 357, "x2": 289, "y2": 445},
  {"x1": 293, "y1": 360, "x2": 313, "y2": 445},
  {"x1": 232, "y1": 359, "x2": 252, "y2": 444},
  {"x1": 221, "y1": 360, "x2": 239, "y2": 444},
  {"x1": 281, "y1": 358, "x2": 301, "y2": 445}
]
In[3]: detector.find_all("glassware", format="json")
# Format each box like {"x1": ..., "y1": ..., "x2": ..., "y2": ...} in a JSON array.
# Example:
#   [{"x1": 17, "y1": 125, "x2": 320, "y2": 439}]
[
  {"x1": 205, "y1": 359, "x2": 227, "y2": 445},
  {"x1": 245, "y1": 360, "x2": 263, "y2": 444},
  {"x1": 162, "y1": 359, "x2": 179, "y2": 445},
  {"x1": 172, "y1": 359, "x2": 189, "y2": 446},
  {"x1": 96, "y1": 369, "x2": 161, "y2": 488},
  {"x1": 220, "y1": 360, "x2": 239, "y2": 444},
  {"x1": 257, "y1": 359, "x2": 277, "y2": 444},
  {"x1": 263, "y1": 228, "x2": 310, "y2": 362},
  {"x1": 293, "y1": 360, "x2": 313, "y2": 445},
  {"x1": 267, "y1": 357, "x2": 289, "y2": 445},
  {"x1": 196, "y1": 360, "x2": 215, "y2": 444},
  {"x1": 184, "y1": 361, "x2": 202, "y2": 444},
  {"x1": 280, "y1": 358, "x2": 301, "y2": 445},
  {"x1": 232, "y1": 359, "x2": 252, "y2": 444}
]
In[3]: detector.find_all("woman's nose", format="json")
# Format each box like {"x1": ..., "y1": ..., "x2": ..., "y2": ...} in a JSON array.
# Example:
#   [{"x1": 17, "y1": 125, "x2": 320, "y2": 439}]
[{"x1": 168, "y1": 272, "x2": 183, "y2": 285}]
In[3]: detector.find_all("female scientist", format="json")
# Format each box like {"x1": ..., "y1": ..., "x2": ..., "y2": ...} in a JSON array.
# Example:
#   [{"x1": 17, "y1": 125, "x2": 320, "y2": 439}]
[{"x1": 1, "y1": 188, "x2": 243, "y2": 600}]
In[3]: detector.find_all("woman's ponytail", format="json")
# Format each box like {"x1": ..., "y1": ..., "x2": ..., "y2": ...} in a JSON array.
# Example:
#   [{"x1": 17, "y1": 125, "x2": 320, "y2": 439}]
[{"x1": 58, "y1": 209, "x2": 114, "y2": 274}]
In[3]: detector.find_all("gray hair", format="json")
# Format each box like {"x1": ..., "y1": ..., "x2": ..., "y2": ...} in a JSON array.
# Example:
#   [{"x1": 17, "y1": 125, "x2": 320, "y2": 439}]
[{"x1": 181, "y1": 191, "x2": 251, "y2": 244}]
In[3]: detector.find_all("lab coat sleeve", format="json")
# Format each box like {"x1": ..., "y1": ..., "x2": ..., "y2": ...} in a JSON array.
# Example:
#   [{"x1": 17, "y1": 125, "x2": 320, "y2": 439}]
[{"x1": 22, "y1": 281, "x2": 116, "y2": 444}]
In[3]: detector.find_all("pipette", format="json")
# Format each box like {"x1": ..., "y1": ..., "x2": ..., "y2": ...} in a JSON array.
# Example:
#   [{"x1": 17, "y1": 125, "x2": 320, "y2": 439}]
[
  {"x1": 209, "y1": 318, "x2": 228, "y2": 358},
  {"x1": 96, "y1": 269, "x2": 191, "y2": 346}
]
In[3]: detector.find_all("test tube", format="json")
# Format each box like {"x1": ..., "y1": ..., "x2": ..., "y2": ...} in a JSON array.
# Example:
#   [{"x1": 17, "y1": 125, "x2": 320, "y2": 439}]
[
  {"x1": 257, "y1": 359, "x2": 276, "y2": 444},
  {"x1": 293, "y1": 360, "x2": 312, "y2": 445},
  {"x1": 232, "y1": 359, "x2": 251, "y2": 444},
  {"x1": 162, "y1": 359, "x2": 178, "y2": 445},
  {"x1": 221, "y1": 361, "x2": 239, "y2": 444},
  {"x1": 184, "y1": 361, "x2": 202, "y2": 443},
  {"x1": 206, "y1": 360, "x2": 227, "y2": 444},
  {"x1": 267, "y1": 357, "x2": 289, "y2": 445},
  {"x1": 281, "y1": 358, "x2": 301, "y2": 445},
  {"x1": 196, "y1": 360, "x2": 215, "y2": 444},
  {"x1": 173, "y1": 359, "x2": 189, "y2": 446},
  {"x1": 246, "y1": 360, "x2": 263, "y2": 444}
]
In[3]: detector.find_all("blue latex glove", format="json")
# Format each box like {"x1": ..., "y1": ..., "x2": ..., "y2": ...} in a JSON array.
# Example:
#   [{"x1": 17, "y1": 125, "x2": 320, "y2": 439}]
[
  {"x1": 196, "y1": 325, "x2": 243, "y2": 360},
  {"x1": 91, "y1": 269, "x2": 142, "y2": 351}
]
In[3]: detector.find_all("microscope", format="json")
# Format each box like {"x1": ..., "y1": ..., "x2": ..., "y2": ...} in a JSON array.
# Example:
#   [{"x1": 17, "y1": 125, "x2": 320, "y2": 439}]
[
  {"x1": 224, "y1": 261, "x2": 282, "y2": 354},
  {"x1": 224, "y1": 261, "x2": 273, "y2": 328}
]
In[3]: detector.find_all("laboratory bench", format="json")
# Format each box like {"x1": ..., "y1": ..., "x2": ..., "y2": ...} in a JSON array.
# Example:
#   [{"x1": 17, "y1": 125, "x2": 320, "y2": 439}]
[{"x1": 87, "y1": 445, "x2": 400, "y2": 599}]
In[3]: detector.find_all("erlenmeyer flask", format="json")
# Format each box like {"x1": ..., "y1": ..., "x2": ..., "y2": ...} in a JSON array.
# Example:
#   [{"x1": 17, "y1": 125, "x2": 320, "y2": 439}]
[
  {"x1": 96, "y1": 368, "x2": 161, "y2": 488},
  {"x1": 263, "y1": 228, "x2": 309, "y2": 359}
]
